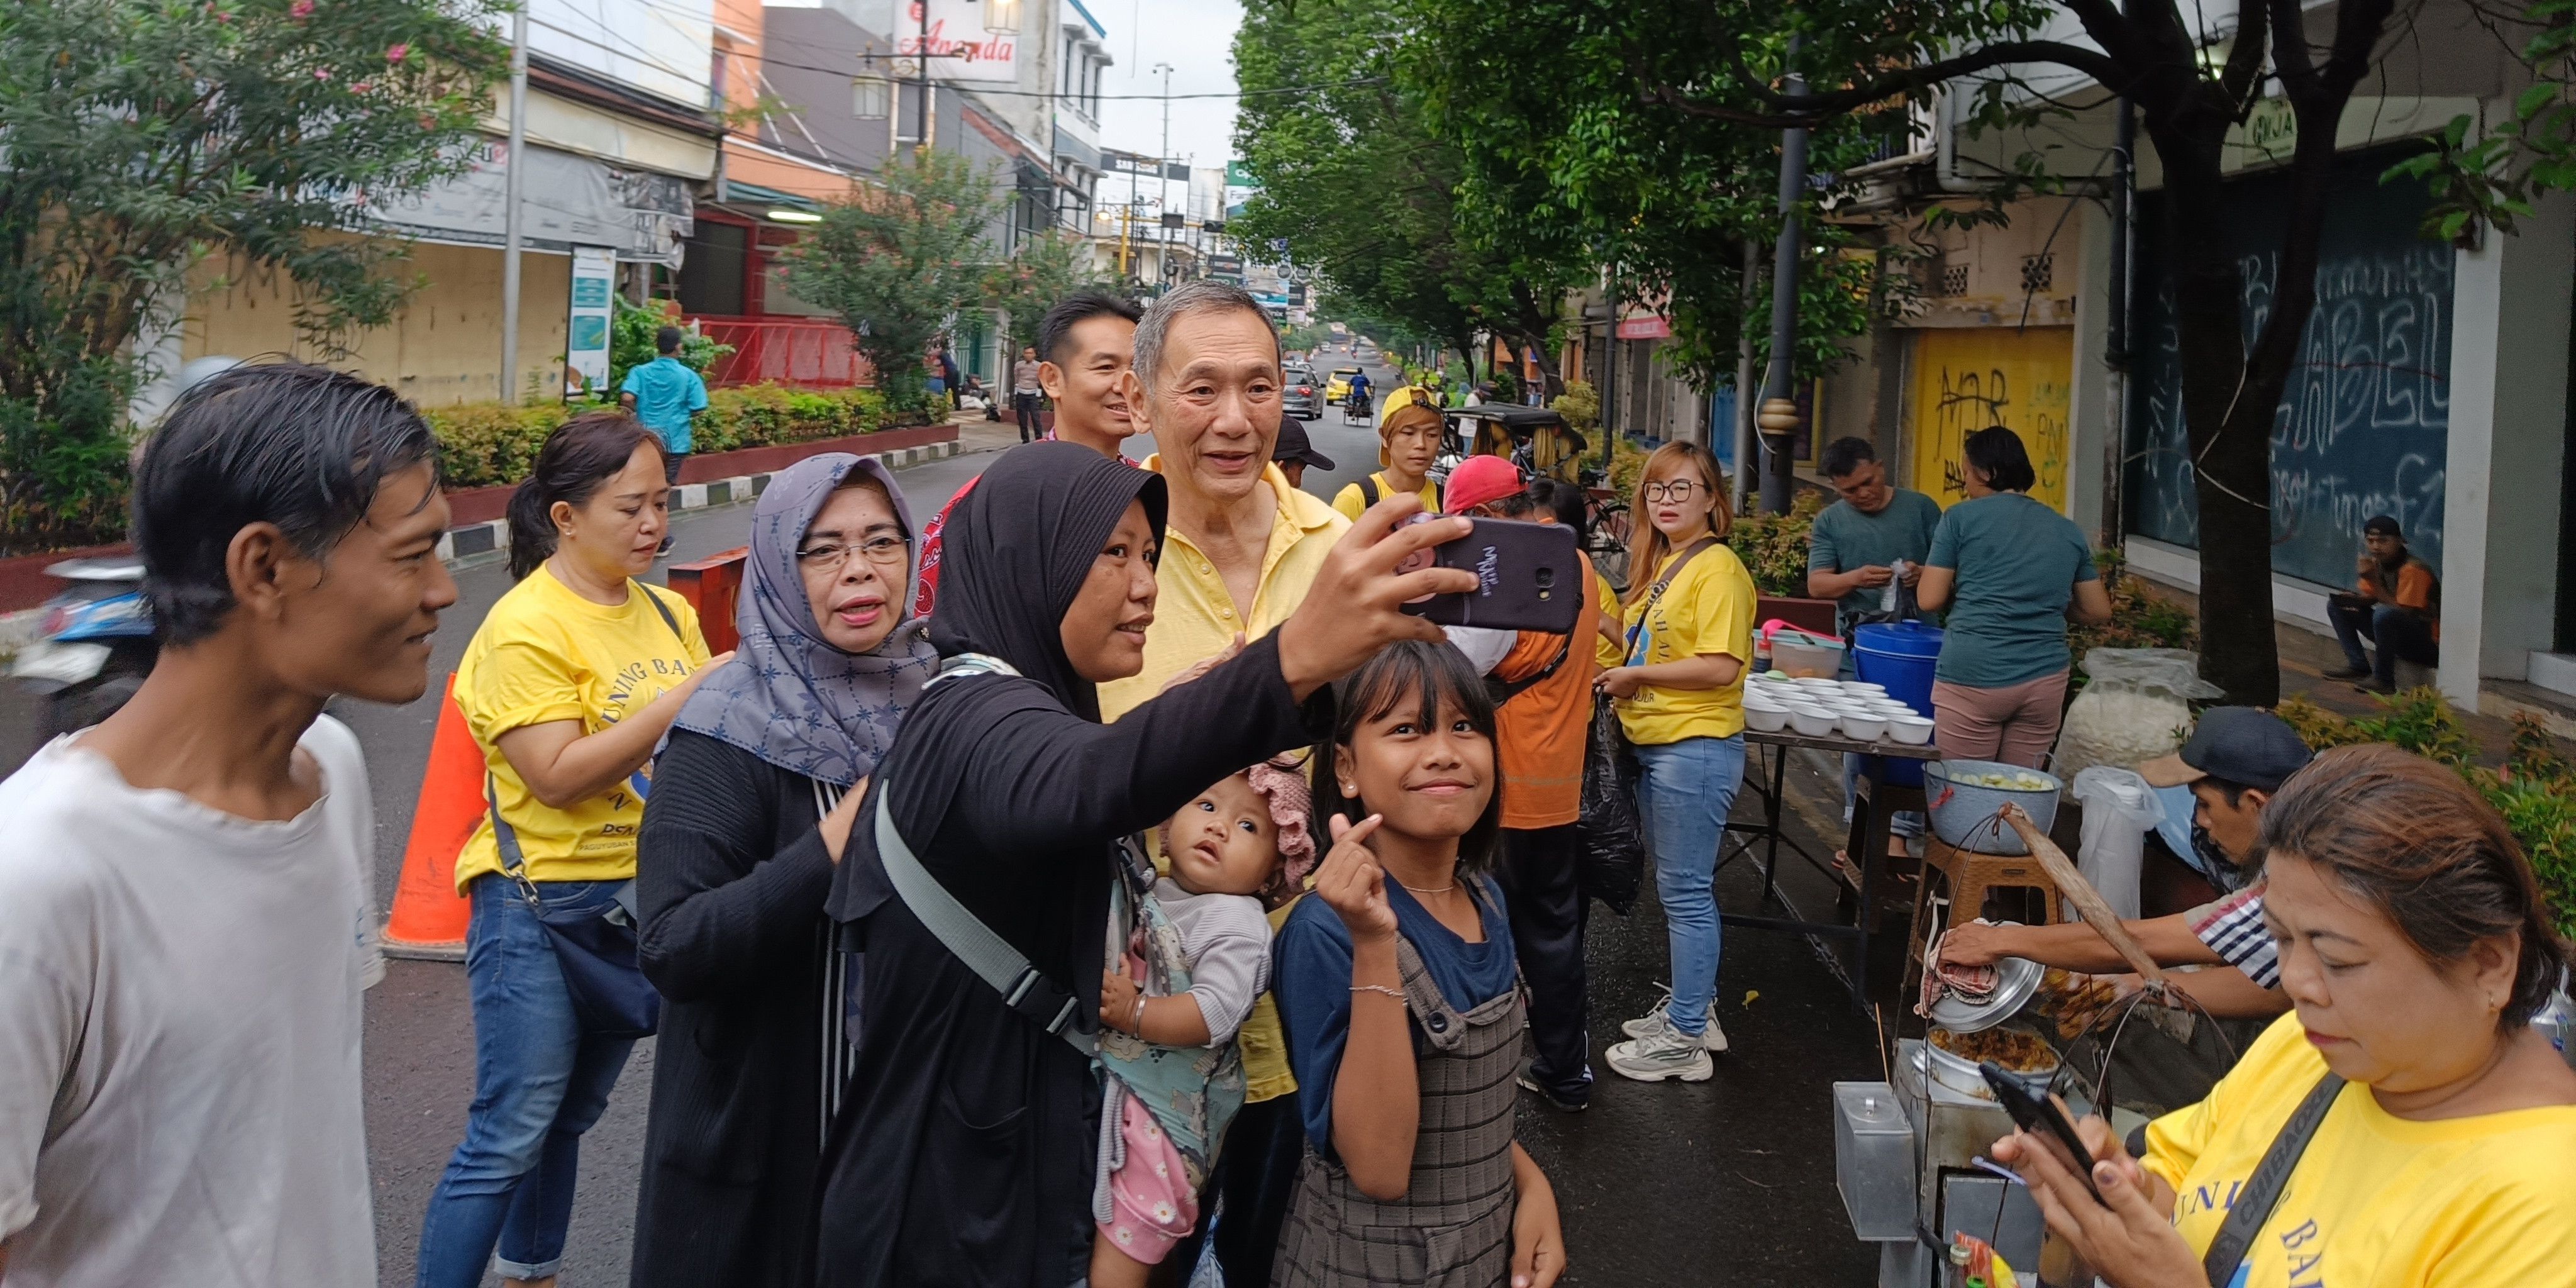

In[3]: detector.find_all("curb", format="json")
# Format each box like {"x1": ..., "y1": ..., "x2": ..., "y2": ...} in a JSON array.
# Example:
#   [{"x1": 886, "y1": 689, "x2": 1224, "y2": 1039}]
[{"x1": 433, "y1": 438, "x2": 964, "y2": 569}]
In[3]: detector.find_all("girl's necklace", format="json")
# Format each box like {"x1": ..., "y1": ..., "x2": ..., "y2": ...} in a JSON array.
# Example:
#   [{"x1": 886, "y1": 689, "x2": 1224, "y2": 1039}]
[{"x1": 1397, "y1": 879, "x2": 1457, "y2": 895}]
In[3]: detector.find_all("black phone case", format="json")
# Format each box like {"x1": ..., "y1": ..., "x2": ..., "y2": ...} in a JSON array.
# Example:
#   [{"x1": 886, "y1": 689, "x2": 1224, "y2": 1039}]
[
  {"x1": 1980, "y1": 1062, "x2": 2106, "y2": 1204},
  {"x1": 1404, "y1": 517, "x2": 1585, "y2": 634}
]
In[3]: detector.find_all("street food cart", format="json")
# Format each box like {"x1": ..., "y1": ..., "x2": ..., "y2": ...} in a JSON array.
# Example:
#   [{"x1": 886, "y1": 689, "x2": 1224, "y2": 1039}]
[{"x1": 1833, "y1": 808, "x2": 2178, "y2": 1287}]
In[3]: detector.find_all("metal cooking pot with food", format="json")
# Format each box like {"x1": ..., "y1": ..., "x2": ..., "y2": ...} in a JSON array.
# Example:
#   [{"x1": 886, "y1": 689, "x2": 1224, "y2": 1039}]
[{"x1": 1921, "y1": 1023, "x2": 2059, "y2": 1100}]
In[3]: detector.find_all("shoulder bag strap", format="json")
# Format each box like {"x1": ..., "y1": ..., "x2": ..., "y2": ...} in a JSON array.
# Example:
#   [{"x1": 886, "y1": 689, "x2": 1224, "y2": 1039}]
[
  {"x1": 2201, "y1": 1073, "x2": 2346, "y2": 1286},
  {"x1": 1624, "y1": 537, "x2": 1718, "y2": 655},
  {"x1": 1489, "y1": 630, "x2": 1574, "y2": 706},
  {"x1": 636, "y1": 583, "x2": 685, "y2": 643},
  {"x1": 1646, "y1": 537, "x2": 1718, "y2": 607},
  {"x1": 870, "y1": 785, "x2": 1096, "y2": 1058},
  {"x1": 486, "y1": 773, "x2": 540, "y2": 901},
  {"x1": 1359, "y1": 474, "x2": 1380, "y2": 508}
]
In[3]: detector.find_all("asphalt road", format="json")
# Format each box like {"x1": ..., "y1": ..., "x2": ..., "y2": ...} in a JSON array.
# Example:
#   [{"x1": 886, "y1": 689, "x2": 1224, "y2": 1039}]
[{"x1": 6, "y1": 345, "x2": 1887, "y2": 1285}]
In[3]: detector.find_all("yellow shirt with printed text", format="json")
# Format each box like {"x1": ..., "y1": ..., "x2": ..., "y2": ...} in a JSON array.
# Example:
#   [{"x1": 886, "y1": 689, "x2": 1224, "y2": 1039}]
[
  {"x1": 452, "y1": 567, "x2": 711, "y2": 890},
  {"x1": 1616, "y1": 542, "x2": 1756, "y2": 745},
  {"x1": 2143, "y1": 1011, "x2": 2576, "y2": 1288},
  {"x1": 1100, "y1": 458, "x2": 1347, "y2": 1102}
]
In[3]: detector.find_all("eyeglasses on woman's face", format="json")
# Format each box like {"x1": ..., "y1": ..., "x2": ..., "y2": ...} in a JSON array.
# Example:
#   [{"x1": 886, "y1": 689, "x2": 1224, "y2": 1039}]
[
  {"x1": 1641, "y1": 479, "x2": 1702, "y2": 503},
  {"x1": 796, "y1": 534, "x2": 909, "y2": 570}
]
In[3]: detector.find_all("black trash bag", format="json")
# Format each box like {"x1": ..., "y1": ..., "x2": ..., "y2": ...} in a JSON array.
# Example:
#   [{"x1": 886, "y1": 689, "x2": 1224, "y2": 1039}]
[{"x1": 1576, "y1": 702, "x2": 1645, "y2": 914}]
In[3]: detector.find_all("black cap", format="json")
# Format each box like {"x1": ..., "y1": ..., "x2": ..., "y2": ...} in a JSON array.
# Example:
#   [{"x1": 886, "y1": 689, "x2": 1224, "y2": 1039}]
[
  {"x1": 2363, "y1": 514, "x2": 2402, "y2": 538},
  {"x1": 1274, "y1": 417, "x2": 1336, "y2": 471},
  {"x1": 2139, "y1": 706, "x2": 2314, "y2": 794}
]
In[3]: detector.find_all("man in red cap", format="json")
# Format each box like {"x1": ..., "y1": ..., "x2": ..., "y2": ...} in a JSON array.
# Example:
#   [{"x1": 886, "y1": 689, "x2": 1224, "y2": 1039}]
[{"x1": 1443, "y1": 453, "x2": 1613, "y2": 1111}]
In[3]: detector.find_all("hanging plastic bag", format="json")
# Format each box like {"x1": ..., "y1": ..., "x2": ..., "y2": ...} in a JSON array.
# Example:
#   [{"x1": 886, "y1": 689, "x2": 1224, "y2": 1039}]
[
  {"x1": 2070, "y1": 767, "x2": 2163, "y2": 922},
  {"x1": 1577, "y1": 703, "x2": 1645, "y2": 914},
  {"x1": 2051, "y1": 648, "x2": 2221, "y2": 782}
]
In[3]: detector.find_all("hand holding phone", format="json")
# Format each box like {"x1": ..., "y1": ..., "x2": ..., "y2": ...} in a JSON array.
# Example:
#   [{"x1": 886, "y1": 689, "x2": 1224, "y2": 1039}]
[
  {"x1": 1399, "y1": 515, "x2": 1584, "y2": 635},
  {"x1": 1980, "y1": 1062, "x2": 2106, "y2": 1206}
]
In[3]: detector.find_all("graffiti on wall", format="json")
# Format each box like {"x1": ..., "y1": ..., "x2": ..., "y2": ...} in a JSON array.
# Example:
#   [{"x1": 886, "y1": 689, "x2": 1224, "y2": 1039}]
[
  {"x1": 1908, "y1": 326, "x2": 2074, "y2": 513},
  {"x1": 2125, "y1": 148, "x2": 2451, "y2": 586}
]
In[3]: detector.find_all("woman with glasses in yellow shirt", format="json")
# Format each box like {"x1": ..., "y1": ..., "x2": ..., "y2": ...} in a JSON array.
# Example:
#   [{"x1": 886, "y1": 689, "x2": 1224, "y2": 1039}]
[{"x1": 1595, "y1": 443, "x2": 1757, "y2": 1084}]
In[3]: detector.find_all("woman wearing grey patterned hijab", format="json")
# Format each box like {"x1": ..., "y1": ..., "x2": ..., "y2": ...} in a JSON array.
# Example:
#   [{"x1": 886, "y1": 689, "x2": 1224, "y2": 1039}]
[{"x1": 630, "y1": 452, "x2": 938, "y2": 1288}]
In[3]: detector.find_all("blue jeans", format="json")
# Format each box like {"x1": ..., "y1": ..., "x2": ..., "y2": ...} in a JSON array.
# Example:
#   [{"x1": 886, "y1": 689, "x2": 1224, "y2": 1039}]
[
  {"x1": 415, "y1": 876, "x2": 638, "y2": 1287},
  {"x1": 2328, "y1": 593, "x2": 2438, "y2": 684},
  {"x1": 1632, "y1": 735, "x2": 1747, "y2": 1038}
]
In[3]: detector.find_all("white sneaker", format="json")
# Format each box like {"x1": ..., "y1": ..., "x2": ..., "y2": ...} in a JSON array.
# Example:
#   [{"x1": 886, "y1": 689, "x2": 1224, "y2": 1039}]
[
  {"x1": 1621, "y1": 990, "x2": 1729, "y2": 1052},
  {"x1": 1605, "y1": 1013, "x2": 1714, "y2": 1082}
]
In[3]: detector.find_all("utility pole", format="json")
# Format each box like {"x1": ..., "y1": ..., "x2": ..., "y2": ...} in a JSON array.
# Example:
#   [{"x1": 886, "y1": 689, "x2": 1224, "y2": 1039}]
[
  {"x1": 496, "y1": 0, "x2": 528, "y2": 402},
  {"x1": 1731, "y1": 238, "x2": 1758, "y2": 515},
  {"x1": 1155, "y1": 62, "x2": 1173, "y2": 291},
  {"x1": 917, "y1": 0, "x2": 934, "y2": 151},
  {"x1": 1755, "y1": 35, "x2": 1807, "y2": 516}
]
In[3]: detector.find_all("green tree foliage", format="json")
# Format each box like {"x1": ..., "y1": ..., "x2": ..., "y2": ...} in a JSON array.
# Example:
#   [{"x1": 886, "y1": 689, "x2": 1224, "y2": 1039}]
[
  {"x1": 0, "y1": 0, "x2": 505, "y2": 550},
  {"x1": 1231, "y1": 0, "x2": 1584, "y2": 392},
  {"x1": 1405, "y1": 4, "x2": 1911, "y2": 392},
  {"x1": 2387, "y1": 1, "x2": 2576, "y2": 242},
  {"x1": 984, "y1": 230, "x2": 1109, "y2": 358},
  {"x1": 779, "y1": 148, "x2": 1007, "y2": 405},
  {"x1": 1396, "y1": 0, "x2": 2563, "y2": 706},
  {"x1": 606, "y1": 298, "x2": 733, "y2": 396}
]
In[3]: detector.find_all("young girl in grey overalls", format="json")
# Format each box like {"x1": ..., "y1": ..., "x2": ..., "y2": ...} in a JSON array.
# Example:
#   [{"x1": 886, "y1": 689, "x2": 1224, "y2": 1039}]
[{"x1": 1269, "y1": 641, "x2": 1568, "y2": 1287}]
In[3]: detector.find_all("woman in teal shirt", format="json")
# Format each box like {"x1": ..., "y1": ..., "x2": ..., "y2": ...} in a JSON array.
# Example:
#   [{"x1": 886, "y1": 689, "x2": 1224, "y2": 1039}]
[{"x1": 1914, "y1": 427, "x2": 2112, "y2": 768}]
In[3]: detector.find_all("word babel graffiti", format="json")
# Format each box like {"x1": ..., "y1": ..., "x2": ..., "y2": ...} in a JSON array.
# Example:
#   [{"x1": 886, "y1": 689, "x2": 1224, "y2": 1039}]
[{"x1": 2126, "y1": 146, "x2": 2453, "y2": 588}]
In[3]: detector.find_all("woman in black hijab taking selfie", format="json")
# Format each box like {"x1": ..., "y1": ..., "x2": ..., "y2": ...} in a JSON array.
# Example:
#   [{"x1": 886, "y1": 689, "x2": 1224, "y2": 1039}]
[{"x1": 813, "y1": 441, "x2": 1476, "y2": 1286}]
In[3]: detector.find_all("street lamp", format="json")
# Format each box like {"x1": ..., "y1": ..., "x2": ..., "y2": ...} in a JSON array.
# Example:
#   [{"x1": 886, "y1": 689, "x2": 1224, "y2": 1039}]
[
  {"x1": 982, "y1": 0, "x2": 1021, "y2": 35},
  {"x1": 852, "y1": 73, "x2": 890, "y2": 119}
]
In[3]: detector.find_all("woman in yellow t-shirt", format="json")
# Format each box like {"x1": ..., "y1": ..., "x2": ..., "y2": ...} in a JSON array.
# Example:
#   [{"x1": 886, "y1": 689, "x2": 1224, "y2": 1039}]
[
  {"x1": 1328, "y1": 394, "x2": 1443, "y2": 521},
  {"x1": 418, "y1": 414, "x2": 730, "y2": 1288},
  {"x1": 1996, "y1": 745, "x2": 2576, "y2": 1288},
  {"x1": 1596, "y1": 442, "x2": 1755, "y2": 1083}
]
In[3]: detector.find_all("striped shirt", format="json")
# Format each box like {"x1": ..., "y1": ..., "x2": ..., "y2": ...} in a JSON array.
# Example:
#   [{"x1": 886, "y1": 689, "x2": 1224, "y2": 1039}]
[{"x1": 2185, "y1": 883, "x2": 2279, "y2": 989}]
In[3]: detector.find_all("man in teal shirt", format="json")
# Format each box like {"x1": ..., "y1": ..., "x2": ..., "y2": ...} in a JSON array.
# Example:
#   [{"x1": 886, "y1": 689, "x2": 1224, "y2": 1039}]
[
  {"x1": 1807, "y1": 437, "x2": 1943, "y2": 634},
  {"x1": 1808, "y1": 436, "x2": 1945, "y2": 849},
  {"x1": 619, "y1": 325, "x2": 708, "y2": 553}
]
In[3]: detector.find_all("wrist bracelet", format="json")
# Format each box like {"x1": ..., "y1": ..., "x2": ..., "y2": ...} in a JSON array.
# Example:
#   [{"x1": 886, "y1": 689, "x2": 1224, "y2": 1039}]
[
  {"x1": 1351, "y1": 984, "x2": 1405, "y2": 1003},
  {"x1": 1130, "y1": 994, "x2": 1146, "y2": 1035}
]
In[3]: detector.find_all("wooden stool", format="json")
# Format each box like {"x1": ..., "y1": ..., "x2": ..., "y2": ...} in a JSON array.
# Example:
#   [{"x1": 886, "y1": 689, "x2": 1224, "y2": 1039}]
[{"x1": 1904, "y1": 836, "x2": 2066, "y2": 999}]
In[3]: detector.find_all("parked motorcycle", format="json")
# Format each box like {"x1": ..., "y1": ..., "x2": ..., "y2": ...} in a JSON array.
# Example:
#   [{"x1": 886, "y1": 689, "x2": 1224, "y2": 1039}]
[{"x1": 13, "y1": 556, "x2": 156, "y2": 736}]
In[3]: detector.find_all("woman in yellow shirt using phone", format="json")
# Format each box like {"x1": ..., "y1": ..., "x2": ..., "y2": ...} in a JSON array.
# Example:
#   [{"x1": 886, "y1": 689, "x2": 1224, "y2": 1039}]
[
  {"x1": 416, "y1": 414, "x2": 731, "y2": 1288},
  {"x1": 1996, "y1": 745, "x2": 2576, "y2": 1288}
]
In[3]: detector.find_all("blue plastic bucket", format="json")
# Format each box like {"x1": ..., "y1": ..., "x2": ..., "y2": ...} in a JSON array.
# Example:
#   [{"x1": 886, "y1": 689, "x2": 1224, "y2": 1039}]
[{"x1": 1853, "y1": 621, "x2": 1943, "y2": 787}]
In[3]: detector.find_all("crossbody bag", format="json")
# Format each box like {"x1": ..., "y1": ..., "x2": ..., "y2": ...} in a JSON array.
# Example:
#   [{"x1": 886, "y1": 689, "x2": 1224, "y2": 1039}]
[
  {"x1": 484, "y1": 582, "x2": 691, "y2": 1039},
  {"x1": 2198, "y1": 1072, "x2": 2347, "y2": 1285},
  {"x1": 869, "y1": 653, "x2": 1097, "y2": 1057}
]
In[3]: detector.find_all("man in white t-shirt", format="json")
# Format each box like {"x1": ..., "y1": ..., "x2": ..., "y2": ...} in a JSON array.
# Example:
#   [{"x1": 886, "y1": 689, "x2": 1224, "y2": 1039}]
[{"x1": 0, "y1": 363, "x2": 459, "y2": 1286}]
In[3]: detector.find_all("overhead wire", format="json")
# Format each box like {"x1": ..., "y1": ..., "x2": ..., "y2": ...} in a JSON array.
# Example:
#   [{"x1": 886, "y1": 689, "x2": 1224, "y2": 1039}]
[{"x1": 523, "y1": 0, "x2": 1373, "y2": 104}]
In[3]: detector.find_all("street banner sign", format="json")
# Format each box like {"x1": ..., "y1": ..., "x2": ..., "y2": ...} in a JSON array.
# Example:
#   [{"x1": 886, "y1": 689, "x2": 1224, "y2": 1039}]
[{"x1": 565, "y1": 247, "x2": 616, "y2": 401}]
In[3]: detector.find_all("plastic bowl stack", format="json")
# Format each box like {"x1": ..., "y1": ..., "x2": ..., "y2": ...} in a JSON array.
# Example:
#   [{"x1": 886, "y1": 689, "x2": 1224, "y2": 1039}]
[{"x1": 1742, "y1": 672, "x2": 1940, "y2": 747}]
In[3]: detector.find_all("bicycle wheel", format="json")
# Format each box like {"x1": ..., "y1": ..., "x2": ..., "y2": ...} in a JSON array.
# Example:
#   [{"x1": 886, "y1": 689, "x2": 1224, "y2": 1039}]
[{"x1": 1589, "y1": 502, "x2": 1633, "y2": 590}]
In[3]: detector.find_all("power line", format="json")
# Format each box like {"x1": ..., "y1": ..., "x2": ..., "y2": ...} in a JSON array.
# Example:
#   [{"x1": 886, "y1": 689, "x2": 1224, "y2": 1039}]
[{"x1": 528, "y1": 0, "x2": 1376, "y2": 104}]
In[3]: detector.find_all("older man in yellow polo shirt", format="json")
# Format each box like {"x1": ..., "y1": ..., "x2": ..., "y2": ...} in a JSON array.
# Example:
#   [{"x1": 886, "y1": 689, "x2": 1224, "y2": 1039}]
[{"x1": 1096, "y1": 279, "x2": 1350, "y2": 1284}]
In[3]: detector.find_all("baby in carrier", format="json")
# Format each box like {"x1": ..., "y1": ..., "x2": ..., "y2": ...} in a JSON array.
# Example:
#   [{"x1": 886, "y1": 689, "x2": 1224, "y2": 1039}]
[{"x1": 1091, "y1": 758, "x2": 1316, "y2": 1287}]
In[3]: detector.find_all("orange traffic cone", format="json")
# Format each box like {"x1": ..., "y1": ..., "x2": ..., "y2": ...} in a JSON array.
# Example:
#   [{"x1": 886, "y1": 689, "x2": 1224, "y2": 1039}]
[{"x1": 382, "y1": 674, "x2": 484, "y2": 962}]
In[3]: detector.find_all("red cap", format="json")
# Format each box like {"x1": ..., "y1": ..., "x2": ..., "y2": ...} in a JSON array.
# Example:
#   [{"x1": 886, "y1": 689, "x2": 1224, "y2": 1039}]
[{"x1": 1443, "y1": 454, "x2": 1523, "y2": 514}]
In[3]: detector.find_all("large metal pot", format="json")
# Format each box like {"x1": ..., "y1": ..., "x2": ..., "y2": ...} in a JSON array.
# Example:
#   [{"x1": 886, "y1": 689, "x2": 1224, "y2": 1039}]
[
  {"x1": 1924, "y1": 759, "x2": 2061, "y2": 855},
  {"x1": 1920, "y1": 1023, "x2": 2060, "y2": 1101}
]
